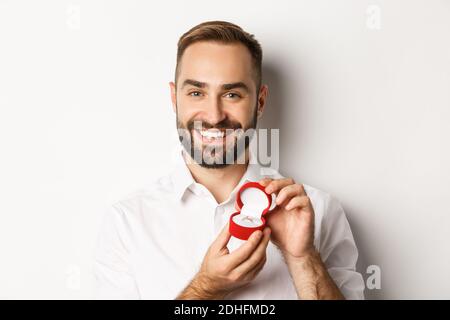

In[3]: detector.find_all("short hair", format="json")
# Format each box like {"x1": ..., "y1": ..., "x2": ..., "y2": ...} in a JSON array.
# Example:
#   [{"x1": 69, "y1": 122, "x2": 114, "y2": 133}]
[{"x1": 175, "y1": 20, "x2": 263, "y2": 90}]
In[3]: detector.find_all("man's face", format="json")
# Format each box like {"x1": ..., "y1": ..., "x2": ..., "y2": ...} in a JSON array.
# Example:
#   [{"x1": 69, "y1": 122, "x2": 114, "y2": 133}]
[{"x1": 170, "y1": 41, "x2": 266, "y2": 168}]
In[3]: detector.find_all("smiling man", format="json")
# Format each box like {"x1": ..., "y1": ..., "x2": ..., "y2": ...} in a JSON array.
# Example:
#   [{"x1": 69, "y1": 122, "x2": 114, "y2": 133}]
[{"x1": 94, "y1": 21, "x2": 365, "y2": 300}]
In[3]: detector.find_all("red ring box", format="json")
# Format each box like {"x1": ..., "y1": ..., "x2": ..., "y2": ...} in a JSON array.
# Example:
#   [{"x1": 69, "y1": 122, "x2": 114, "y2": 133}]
[{"x1": 229, "y1": 181, "x2": 272, "y2": 240}]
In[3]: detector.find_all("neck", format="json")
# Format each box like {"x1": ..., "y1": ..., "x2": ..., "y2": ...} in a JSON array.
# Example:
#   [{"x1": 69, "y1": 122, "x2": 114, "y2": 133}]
[{"x1": 183, "y1": 150, "x2": 249, "y2": 204}]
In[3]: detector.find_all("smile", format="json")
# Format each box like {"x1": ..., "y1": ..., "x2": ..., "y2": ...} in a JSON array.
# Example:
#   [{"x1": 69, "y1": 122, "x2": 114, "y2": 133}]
[
  {"x1": 193, "y1": 128, "x2": 235, "y2": 144},
  {"x1": 199, "y1": 129, "x2": 225, "y2": 138}
]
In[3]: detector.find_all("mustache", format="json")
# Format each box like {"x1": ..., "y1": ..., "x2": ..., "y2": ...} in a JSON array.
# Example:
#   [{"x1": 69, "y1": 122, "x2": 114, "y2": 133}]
[{"x1": 186, "y1": 119, "x2": 242, "y2": 131}]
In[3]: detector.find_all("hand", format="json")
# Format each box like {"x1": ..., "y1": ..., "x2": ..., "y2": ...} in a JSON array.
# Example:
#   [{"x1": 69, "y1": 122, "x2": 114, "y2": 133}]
[
  {"x1": 178, "y1": 223, "x2": 271, "y2": 299},
  {"x1": 260, "y1": 178, "x2": 315, "y2": 261}
]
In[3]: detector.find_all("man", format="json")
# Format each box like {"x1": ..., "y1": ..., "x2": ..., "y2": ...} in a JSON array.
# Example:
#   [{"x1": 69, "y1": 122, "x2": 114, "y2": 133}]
[{"x1": 94, "y1": 21, "x2": 365, "y2": 299}]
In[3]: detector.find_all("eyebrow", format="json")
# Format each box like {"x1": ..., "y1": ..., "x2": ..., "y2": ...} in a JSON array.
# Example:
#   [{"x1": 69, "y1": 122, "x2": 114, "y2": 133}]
[
  {"x1": 181, "y1": 79, "x2": 206, "y2": 89},
  {"x1": 181, "y1": 79, "x2": 249, "y2": 92}
]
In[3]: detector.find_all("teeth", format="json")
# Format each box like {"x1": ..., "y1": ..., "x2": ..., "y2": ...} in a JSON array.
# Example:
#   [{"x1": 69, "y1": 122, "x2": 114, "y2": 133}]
[{"x1": 200, "y1": 130, "x2": 225, "y2": 139}]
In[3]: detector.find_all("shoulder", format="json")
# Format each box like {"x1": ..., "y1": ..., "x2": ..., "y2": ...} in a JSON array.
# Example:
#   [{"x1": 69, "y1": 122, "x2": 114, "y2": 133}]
[
  {"x1": 107, "y1": 172, "x2": 176, "y2": 221},
  {"x1": 302, "y1": 183, "x2": 343, "y2": 223}
]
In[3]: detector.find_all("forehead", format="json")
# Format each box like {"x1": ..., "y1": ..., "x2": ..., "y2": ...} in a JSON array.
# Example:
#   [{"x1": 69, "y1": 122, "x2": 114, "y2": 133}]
[{"x1": 178, "y1": 41, "x2": 255, "y2": 89}]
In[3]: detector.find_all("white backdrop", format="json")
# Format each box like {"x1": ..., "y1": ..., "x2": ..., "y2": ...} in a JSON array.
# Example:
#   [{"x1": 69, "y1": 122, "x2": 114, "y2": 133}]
[{"x1": 1, "y1": 0, "x2": 449, "y2": 299}]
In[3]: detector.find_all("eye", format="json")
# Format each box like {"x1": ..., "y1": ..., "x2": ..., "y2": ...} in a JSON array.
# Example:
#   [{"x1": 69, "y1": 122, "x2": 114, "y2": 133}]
[
  {"x1": 224, "y1": 92, "x2": 241, "y2": 99},
  {"x1": 188, "y1": 91, "x2": 203, "y2": 97}
]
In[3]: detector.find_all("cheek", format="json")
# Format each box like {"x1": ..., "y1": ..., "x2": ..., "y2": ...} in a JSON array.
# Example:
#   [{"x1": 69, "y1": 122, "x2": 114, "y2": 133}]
[
  {"x1": 177, "y1": 96, "x2": 205, "y2": 116},
  {"x1": 229, "y1": 102, "x2": 256, "y2": 126},
  {"x1": 176, "y1": 102, "x2": 197, "y2": 123}
]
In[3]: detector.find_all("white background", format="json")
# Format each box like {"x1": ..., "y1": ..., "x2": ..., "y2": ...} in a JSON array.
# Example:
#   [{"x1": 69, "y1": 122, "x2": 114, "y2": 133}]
[{"x1": 0, "y1": 0, "x2": 449, "y2": 299}]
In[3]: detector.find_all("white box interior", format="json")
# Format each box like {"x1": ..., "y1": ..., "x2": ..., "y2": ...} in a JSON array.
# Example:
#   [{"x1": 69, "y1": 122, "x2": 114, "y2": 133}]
[{"x1": 232, "y1": 186, "x2": 270, "y2": 227}]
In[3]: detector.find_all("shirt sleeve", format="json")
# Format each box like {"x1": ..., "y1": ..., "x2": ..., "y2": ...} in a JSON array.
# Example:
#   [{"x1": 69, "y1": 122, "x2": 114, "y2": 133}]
[
  {"x1": 93, "y1": 204, "x2": 140, "y2": 299},
  {"x1": 318, "y1": 195, "x2": 365, "y2": 300}
]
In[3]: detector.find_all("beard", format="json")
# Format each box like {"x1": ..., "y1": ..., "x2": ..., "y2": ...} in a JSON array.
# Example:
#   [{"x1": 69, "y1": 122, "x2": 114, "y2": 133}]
[{"x1": 176, "y1": 104, "x2": 258, "y2": 169}]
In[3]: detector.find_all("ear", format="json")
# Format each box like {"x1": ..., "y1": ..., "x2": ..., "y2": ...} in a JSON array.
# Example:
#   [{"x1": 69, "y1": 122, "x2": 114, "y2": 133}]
[
  {"x1": 169, "y1": 81, "x2": 177, "y2": 113},
  {"x1": 256, "y1": 84, "x2": 269, "y2": 119}
]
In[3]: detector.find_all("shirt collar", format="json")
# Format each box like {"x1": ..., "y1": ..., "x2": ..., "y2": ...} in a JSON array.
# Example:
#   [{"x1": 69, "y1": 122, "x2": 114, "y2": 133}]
[
  {"x1": 170, "y1": 148, "x2": 267, "y2": 201},
  {"x1": 171, "y1": 149, "x2": 196, "y2": 201}
]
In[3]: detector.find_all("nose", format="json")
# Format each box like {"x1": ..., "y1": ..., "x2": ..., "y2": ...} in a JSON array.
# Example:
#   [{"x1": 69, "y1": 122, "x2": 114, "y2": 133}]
[{"x1": 205, "y1": 96, "x2": 226, "y2": 126}]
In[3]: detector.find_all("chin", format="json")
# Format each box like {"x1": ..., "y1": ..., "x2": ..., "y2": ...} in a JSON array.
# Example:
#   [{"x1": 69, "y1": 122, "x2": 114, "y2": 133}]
[{"x1": 182, "y1": 140, "x2": 248, "y2": 168}]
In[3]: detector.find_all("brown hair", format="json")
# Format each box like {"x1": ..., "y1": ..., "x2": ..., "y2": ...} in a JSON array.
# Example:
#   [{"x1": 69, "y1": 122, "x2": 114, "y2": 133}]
[{"x1": 175, "y1": 21, "x2": 263, "y2": 90}]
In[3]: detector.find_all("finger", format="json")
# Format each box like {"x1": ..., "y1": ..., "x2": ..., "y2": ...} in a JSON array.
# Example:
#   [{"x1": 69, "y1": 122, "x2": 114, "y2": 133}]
[
  {"x1": 210, "y1": 222, "x2": 231, "y2": 252},
  {"x1": 265, "y1": 178, "x2": 296, "y2": 195},
  {"x1": 244, "y1": 254, "x2": 267, "y2": 281},
  {"x1": 275, "y1": 184, "x2": 305, "y2": 206},
  {"x1": 225, "y1": 229, "x2": 263, "y2": 268},
  {"x1": 234, "y1": 228, "x2": 270, "y2": 276},
  {"x1": 233, "y1": 227, "x2": 271, "y2": 275},
  {"x1": 285, "y1": 195, "x2": 310, "y2": 211},
  {"x1": 258, "y1": 177, "x2": 273, "y2": 187}
]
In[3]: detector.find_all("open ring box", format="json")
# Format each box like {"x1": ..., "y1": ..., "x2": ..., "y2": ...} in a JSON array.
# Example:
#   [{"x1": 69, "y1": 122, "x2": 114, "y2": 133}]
[{"x1": 229, "y1": 181, "x2": 273, "y2": 240}]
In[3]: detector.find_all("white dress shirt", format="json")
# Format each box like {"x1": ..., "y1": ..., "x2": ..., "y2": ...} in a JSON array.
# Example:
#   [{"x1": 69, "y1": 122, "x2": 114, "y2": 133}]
[{"x1": 94, "y1": 150, "x2": 365, "y2": 299}]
